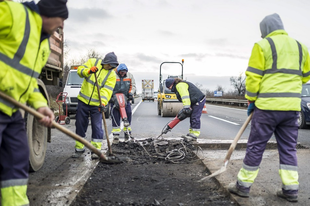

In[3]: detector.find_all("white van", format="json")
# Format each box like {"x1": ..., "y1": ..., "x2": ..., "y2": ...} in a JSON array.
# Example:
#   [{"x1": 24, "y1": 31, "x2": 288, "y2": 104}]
[
  {"x1": 62, "y1": 65, "x2": 110, "y2": 118},
  {"x1": 62, "y1": 66, "x2": 83, "y2": 115}
]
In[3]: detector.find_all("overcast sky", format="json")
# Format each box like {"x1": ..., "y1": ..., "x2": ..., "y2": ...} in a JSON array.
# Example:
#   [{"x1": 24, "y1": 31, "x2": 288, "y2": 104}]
[{"x1": 49, "y1": 0, "x2": 310, "y2": 92}]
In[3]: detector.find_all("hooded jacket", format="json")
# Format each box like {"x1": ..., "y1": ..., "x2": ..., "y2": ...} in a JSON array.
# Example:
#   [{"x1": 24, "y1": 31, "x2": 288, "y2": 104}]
[{"x1": 245, "y1": 13, "x2": 310, "y2": 111}]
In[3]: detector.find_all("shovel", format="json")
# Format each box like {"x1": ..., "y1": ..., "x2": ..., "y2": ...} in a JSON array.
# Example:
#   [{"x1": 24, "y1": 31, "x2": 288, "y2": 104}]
[
  {"x1": 0, "y1": 90, "x2": 123, "y2": 164},
  {"x1": 198, "y1": 113, "x2": 253, "y2": 182},
  {"x1": 93, "y1": 72, "x2": 113, "y2": 155}
]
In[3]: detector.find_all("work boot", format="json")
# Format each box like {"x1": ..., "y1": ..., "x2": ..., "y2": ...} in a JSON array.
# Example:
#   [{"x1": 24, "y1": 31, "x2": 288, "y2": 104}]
[
  {"x1": 276, "y1": 189, "x2": 298, "y2": 202},
  {"x1": 228, "y1": 182, "x2": 249, "y2": 198},
  {"x1": 181, "y1": 133, "x2": 197, "y2": 142},
  {"x1": 71, "y1": 149, "x2": 85, "y2": 158},
  {"x1": 124, "y1": 133, "x2": 129, "y2": 141},
  {"x1": 112, "y1": 134, "x2": 120, "y2": 144}
]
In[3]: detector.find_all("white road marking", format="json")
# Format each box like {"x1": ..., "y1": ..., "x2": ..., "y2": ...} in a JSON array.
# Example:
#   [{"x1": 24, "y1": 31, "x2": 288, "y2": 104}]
[
  {"x1": 117, "y1": 99, "x2": 142, "y2": 132},
  {"x1": 208, "y1": 115, "x2": 240, "y2": 125},
  {"x1": 132, "y1": 99, "x2": 142, "y2": 115},
  {"x1": 206, "y1": 104, "x2": 246, "y2": 111}
]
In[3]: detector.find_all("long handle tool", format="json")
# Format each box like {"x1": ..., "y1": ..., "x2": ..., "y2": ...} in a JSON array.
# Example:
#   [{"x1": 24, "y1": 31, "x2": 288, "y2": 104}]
[
  {"x1": 198, "y1": 113, "x2": 253, "y2": 182},
  {"x1": 0, "y1": 90, "x2": 123, "y2": 163},
  {"x1": 94, "y1": 73, "x2": 113, "y2": 155}
]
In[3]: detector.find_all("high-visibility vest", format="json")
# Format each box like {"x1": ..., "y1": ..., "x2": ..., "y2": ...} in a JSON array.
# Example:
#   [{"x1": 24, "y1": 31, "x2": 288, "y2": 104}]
[
  {"x1": 173, "y1": 81, "x2": 204, "y2": 107},
  {"x1": 0, "y1": 1, "x2": 49, "y2": 116},
  {"x1": 77, "y1": 58, "x2": 116, "y2": 106},
  {"x1": 245, "y1": 30, "x2": 310, "y2": 111}
]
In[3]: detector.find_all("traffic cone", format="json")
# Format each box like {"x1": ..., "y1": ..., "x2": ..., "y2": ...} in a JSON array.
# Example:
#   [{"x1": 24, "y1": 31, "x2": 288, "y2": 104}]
[{"x1": 202, "y1": 104, "x2": 207, "y2": 114}]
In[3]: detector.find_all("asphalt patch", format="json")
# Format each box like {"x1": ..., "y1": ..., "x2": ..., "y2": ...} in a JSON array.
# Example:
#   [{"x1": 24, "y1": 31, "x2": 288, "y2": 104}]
[{"x1": 71, "y1": 138, "x2": 235, "y2": 206}]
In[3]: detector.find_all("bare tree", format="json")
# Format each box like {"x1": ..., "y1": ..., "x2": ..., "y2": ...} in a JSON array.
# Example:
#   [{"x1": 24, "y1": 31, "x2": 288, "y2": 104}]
[
  {"x1": 65, "y1": 49, "x2": 104, "y2": 67},
  {"x1": 205, "y1": 89, "x2": 213, "y2": 97},
  {"x1": 230, "y1": 74, "x2": 246, "y2": 96}
]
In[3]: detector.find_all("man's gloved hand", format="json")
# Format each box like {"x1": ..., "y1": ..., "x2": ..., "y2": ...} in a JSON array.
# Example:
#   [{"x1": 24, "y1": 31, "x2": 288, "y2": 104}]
[
  {"x1": 177, "y1": 108, "x2": 192, "y2": 121},
  {"x1": 128, "y1": 93, "x2": 133, "y2": 101},
  {"x1": 182, "y1": 108, "x2": 192, "y2": 115},
  {"x1": 88, "y1": 66, "x2": 98, "y2": 74},
  {"x1": 98, "y1": 104, "x2": 108, "y2": 113},
  {"x1": 247, "y1": 101, "x2": 255, "y2": 116}
]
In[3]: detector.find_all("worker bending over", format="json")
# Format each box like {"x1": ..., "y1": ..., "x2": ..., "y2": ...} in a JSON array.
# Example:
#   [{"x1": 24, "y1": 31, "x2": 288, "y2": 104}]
[
  {"x1": 165, "y1": 78, "x2": 206, "y2": 141},
  {"x1": 111, "y1": 63, "x2": 136, "y2": 144},
  {"x1": 73, "y1": 52, "x2": 118, "y2": 159},
  {"x1": 228, "y1": 13, "x2": 310, "y2": 203}
]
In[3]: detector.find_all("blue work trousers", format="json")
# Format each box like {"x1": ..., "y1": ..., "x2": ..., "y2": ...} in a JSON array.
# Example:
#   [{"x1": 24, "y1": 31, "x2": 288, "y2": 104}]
[
  {"x1": 75, "y1": 100, "x2": 103, "y2": 140},
  {"x1": 190, "y1": 98, "x2": 206, "y2": 129},
  {"x1": 0, "y1": 111, "x2": 29, "y2": 182},
  {"x1": 240, "y1": 108, "x2": 299, "y2": 194}
]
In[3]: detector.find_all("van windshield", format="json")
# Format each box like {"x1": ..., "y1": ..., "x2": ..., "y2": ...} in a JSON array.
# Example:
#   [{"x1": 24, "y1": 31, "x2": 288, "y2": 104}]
[
  {"x1": 301, "y1": 84, "x2": 310, "y2": 97},
  {"x1": 66, "y1": 71, "x2": 84, "y2": 85}
]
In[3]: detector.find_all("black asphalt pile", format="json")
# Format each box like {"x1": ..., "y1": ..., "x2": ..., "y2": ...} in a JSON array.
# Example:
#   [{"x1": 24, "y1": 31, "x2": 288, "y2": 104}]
[{"x1": 71, "y1": 138, "x2": 235, "y2": 206}]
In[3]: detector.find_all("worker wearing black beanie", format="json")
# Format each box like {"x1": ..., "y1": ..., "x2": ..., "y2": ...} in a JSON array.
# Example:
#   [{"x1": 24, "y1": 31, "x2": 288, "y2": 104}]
[{"x1": 37, "y1": 0, "x2": 69, "y2": 19}]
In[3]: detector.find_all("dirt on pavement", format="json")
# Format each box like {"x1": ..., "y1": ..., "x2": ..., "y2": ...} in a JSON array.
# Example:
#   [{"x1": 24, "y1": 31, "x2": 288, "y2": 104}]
[{"x1": 71, "y1": 138, "x2": 236, "y2": 206}]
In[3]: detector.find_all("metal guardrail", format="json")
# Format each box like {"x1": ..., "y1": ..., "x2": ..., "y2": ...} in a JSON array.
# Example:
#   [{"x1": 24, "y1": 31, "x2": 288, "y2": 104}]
[{"x1": 205, "y1": 98, "x2": 248, "y2": 107}]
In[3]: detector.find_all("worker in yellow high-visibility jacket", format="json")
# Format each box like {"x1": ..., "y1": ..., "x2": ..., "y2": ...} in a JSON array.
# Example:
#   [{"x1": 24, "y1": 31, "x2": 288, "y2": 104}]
[
  {"x1": 72, "y1": 53, "x2": 118, "y2": 160},
  {"x1": 0, "y1": 0, "x2": 68, "y2": 205},
  {"x1": 228, "y1": 13, "x2": 310, "y2": 203}
]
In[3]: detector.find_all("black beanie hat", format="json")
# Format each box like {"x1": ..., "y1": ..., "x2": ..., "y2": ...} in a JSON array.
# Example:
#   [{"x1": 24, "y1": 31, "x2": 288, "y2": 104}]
[{"x1": 37, "y1": 0, "x2": 69, "y2": 19}]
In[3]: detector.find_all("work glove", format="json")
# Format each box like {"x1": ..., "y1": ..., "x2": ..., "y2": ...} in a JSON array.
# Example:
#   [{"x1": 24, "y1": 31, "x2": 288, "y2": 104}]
[
  {"x1": 98, "y1": 104, "x2": 108, "y2": 113},
  {"x1": 177, "y1": 108, "x2": 192, "y2": 121},
  {"x1": 128, "y1": 93, "x2": 133, "y2": 101},
  {"x1": 88, "y1": 66, "x2": 98, "y2": 74},
  {"x1": 247, "y1": 101, "x2": 255, "y2": 116}
]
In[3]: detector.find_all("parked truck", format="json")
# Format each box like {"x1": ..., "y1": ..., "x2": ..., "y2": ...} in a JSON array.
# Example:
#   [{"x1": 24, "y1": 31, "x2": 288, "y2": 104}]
[
  {"x1": 142, "y1": 79, "x2": 155, "y2": 101},
  {"x1": 25, "y1": 29, "x2": 64, "y2": 172}
]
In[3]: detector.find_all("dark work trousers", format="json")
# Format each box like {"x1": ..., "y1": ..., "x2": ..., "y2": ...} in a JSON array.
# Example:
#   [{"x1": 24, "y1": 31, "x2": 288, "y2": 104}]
[
  {"x1": 189, "y1": 98, "x2": 206, "y2": 129},
  {"x1": 0, "y1": 111, "x2": 29, "y2": 182},
  {"x1": 241, "y1": 108, "x2": 299, "y2": 194},
  {"x1": 75, "y1": 100, "x2": 103, "y2": 140},
  {"x1": 111, "y1": 102, "x2": 132, "y2": 127}
]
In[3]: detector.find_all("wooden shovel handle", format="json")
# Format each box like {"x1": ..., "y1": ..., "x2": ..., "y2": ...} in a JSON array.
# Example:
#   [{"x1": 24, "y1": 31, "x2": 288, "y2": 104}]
[
  {"x1": 94, "y1": 74, "x2": 112, "y2": 155},
  {"x1": 224, "y1": 112, "x2": 253, "y2": 161},
  {"x1": 0, "y1": 90, "x2": 108, "y2": 160}
]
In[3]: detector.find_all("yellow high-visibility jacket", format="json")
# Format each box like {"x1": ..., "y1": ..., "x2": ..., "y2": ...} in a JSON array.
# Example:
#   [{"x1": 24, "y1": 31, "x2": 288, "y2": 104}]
[
  {"x1": 0, "y1": 1, "x2": 49, "y2": 116},
  {"x1": 245, "y1": 30, "x2": 310, "y2": 111},
  {"x1": 77, "y1": 58, "x2": 116, "y2": 106}
]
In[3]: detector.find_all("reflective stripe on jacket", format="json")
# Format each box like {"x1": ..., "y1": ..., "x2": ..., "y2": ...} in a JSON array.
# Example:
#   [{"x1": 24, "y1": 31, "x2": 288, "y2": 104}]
[
  {"x1": 0, "y1": 1, "x2": 49, "y2": 116},
  {"x1": 77, "y1": 58, "x2": 116, "y2": 106},
  {"x1": 172, "y1": 81, "x2": 204, "y2": 108},
  {"x1": 113, "y1": 71, "x2": 136, "y2": 97},
  {"x1": 245, "y1": 30, "x2": 310, "y2": 111}
]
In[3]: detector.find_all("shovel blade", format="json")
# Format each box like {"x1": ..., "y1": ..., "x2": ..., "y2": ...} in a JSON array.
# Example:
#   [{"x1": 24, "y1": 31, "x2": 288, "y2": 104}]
[
  {"x1": 100, "y1": 155, "x2": 131, "y2": 164},
  {"x1": 198, "y1": 160, "x2": 229, "y2": 182}
]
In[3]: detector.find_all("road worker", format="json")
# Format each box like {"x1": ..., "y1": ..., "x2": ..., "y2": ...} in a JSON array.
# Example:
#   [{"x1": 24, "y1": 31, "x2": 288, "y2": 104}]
[
  {"x1": 0, "y1": 0, "x2": 68, "y2": 205},
  {"x1": 228, "y1": 13, "x2": 310, "y2": 202},
  {"x1": 111, "y1": 63, "x2": 136, "y2": 144},
  {"x1": 72, "y1": 52, "x2": 118, "y2": 159},
  {"x1": 165, "y1": 78, "x2": 206, "y2": 142}
]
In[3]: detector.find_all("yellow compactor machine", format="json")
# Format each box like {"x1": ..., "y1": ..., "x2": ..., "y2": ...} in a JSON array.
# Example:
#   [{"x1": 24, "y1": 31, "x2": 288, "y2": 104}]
[{"x1": 157, "y1": 60, "x2": 184, "y2": 117}]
